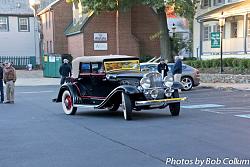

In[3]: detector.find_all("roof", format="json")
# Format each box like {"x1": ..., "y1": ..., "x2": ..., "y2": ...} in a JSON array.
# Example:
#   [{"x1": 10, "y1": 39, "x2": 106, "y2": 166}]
[
  {"x1": 0, "y1": 0, "x2": 33, "y2": 15},
  {"x1": 72, "y1": 55, "x2": 138, "y2": 78},
  {"x1": 37, "y1": 0, "x2": 60, "y2": 15},
  {"x1": 197, "y1": 0, "x2": 246, "y2": 22},
  {"x1": 73, "y1": 55, "x2": 138, "y2": 64},
  {"x1": 64, "y1": 11, "x2": 94, "y2": 36},
  {"x1": 38, "y1": 0, "x2": 57, "y2": 11}
]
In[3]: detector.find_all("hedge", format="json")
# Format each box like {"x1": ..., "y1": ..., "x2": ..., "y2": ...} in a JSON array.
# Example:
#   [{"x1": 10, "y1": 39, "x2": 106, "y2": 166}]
[{"x1": 185, "y1": 58, "x2": 250, "y2": 69}]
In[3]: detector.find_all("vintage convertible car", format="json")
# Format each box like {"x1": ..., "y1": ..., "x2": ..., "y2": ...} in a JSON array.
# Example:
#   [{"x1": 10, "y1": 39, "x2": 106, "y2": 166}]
[{"x1": 54, "y1": 55, "x2": 187, "y2": 120}]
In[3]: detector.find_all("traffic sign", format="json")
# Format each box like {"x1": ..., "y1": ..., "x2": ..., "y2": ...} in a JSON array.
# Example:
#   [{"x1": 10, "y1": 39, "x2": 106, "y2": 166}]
[{"x1": 211, "y1": 32, "x2": 220, "y2": 48}]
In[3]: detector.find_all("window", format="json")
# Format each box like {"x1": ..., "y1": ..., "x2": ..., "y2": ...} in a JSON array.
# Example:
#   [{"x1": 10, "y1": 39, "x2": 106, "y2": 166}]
[
  {"x1": 45, "y1": 13, "x2": 48, "y2": 29},
  {"x1": 231, "y1": 22, "x2": 237, "y2": 38},
  {"x1": 201, "y1": 0, "x2": 210, "y2": 8},
  {"x1": 203, "y1": 26, "x2": 211, "y2": 41},
  {"x1": 48, "y1": 12, "x2": 51, "y2": 28},
  {"x1": 213, "y1": 25, "x2": 220, "y2": 32},
  {"x1": 247, "y1": 19, "x2": 250, "y2": 37},
  {"x1": 92, "y1": 63, "x2": 103, "y2": 73},
  {"x1": 47, "y1": 41, "x2": 49, "y2": 53},
  {"x1": 214, "y1": 0, "x2": 225, "y2": 6},
  {"x1": 18, "y1": 17, "x2": 29, "y2": 32},
  {"x1": 50, "y1": 41, "x2": 52, "y2": 53},
  {"x1": 80, "y1": 63, "x2": 91, "y2": 73},
  {"x1": 0, "y1": 16, "x2": 8, "y2": 31}
]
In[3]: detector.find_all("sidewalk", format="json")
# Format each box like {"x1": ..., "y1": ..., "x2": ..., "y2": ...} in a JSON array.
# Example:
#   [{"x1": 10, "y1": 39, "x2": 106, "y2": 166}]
[
  {"x1": 199, "y1": 82, "x2": 250, "y2": 90},
  {"x1": 16, "y1": 70, "x2": 60, "y2": 86},
  {"x1": 14, "y1": 70, "x2": 250, "y2": 90}
]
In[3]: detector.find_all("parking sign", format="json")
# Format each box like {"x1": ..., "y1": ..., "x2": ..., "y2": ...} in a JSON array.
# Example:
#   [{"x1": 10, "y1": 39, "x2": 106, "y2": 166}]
[{"x1": 211, "y1": 32, "x2": 220, "y2": 48}]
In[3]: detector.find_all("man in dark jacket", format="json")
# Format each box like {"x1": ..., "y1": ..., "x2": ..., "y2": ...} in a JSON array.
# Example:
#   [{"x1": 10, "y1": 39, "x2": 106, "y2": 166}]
[
  {"x1": 0, "y1": 62, "x2": 4, "y2": 103},
  {"x1": 172, "y1": 56, "x2": 182, "y2": 82},
  {"x1": 157, "y1": 58, "x2": 169, "y2": 78},
  {"x1": 59, "y1": 59, "x2": 72, "y2": 85}
]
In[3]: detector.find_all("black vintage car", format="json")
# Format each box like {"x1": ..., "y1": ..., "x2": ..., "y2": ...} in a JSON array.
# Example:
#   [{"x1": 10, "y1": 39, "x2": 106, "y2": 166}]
[{"x1": 54, "y1": 55, "x2": 187, "y2": 120}]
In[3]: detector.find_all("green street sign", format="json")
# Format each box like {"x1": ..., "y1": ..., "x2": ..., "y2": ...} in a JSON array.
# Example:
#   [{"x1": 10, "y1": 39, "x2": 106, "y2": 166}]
[{"x1": 211, "y1": 32, "x2": 220, "y2": 48}]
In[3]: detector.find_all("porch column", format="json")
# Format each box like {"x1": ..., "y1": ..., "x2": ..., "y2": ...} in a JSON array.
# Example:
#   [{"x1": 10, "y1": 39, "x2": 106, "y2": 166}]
[
  {"x1": 199, "y1": 22, "x2": 203, "y2": 59},
  {"x1": 244, "y1": 13, "x2": 248, "y2": 54}
]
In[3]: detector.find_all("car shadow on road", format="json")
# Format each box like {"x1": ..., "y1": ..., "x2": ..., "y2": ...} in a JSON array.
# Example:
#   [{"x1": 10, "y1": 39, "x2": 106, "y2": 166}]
[{"x1": 75, "y1": 109, "x2": 176, "y2": 121}]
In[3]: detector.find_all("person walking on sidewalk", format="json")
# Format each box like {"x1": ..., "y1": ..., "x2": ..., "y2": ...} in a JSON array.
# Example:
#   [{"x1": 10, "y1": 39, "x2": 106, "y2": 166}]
[
  {"x1": 172, "y1": 56, "x2": 182, "y2": 82},
  {"x1": 3, "y1": 62, "x2": 16, "y2": 104},
  {"x1": 59, "y1": 59, "x2": 71, "y2": 85},
  {"x1": 0, "y1": 62, "x2": 4, "y2": 103}
]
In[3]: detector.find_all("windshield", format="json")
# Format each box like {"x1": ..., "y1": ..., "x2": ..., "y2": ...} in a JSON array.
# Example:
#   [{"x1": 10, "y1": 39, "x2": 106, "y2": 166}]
[{"x1": 104, "y1": 60, "x2": 140, "y2": 73}]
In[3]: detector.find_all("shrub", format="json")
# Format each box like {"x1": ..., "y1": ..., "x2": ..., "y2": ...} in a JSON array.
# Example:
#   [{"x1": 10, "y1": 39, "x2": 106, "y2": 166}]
[
  {"x1": 183, "y1": 57, "x2": 197, "y2": 61},
  {"x1": 211, "y1": 59, "x2": 220, "y2": 67},
  {"x1": 232, "y1": 59, "x2": 240, "y2": 68},
  {"x1": 140, "y1": 55, "x2": 154, "y2": 63},
  {"x1": 184, "y1": 58, "x2": 250, "y2": 69},
  {"x1": 224, "y1": 58, "x2": 234, "y2": 67},
  {"x1": 192, "y1": 60, "x2": 202, "y2": 68}
]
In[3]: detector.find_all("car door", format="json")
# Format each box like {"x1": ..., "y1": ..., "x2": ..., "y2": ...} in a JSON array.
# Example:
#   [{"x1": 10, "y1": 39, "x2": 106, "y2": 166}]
[
  {"x1": 90, "y1": 62, "x2": 117, "y2": 97},
  {"x1": 79, "y1": 62, "x2": 93, "y2": 95}
]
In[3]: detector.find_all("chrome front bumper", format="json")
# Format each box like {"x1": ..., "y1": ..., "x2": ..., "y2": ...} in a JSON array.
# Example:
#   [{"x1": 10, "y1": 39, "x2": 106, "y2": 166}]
[{"x1": 135, "y1": 97, "x2": 187, "y2": 107}]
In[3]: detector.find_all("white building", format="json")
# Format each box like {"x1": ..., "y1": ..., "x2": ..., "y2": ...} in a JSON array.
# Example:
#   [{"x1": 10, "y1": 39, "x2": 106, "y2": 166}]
[
  {"x1": 0, "y1": 0, "x2": 39, "y2": 65},
  {"x1": 193, "y1": 0, "x2": 250, "y2": 59}
]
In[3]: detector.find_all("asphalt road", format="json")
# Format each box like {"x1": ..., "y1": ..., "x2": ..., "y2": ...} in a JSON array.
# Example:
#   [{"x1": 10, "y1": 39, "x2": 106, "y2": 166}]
[{"x1": 0, "y1": 86, "x2": 250, "y2": 167}]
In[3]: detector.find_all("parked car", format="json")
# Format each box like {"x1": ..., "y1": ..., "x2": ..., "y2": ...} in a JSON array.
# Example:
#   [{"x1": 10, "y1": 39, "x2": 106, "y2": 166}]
[
  {"x1": 140, "y1": 62, "x2": 200, "y2": 91},
  {"x1": 53, "y1": 55, "x2": 187, "y2": 120}
]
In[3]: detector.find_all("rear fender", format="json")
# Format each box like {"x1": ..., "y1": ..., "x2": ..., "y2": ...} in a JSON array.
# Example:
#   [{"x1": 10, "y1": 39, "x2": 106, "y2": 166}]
[{"x1": 55, "y1": 84, "x2": 78, "y2": 103}]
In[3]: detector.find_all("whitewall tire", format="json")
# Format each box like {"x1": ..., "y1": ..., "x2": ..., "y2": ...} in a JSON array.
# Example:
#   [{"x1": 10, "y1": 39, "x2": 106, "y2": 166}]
[
  {"x1": 121, "y1": 92, "x2": 132, "y2": 120},
  {"x1": 62, "y1": 90, "x2": 77, "y2": 115}
]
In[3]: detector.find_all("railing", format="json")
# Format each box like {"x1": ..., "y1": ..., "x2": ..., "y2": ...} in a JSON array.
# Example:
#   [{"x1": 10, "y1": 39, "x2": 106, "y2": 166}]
[{"x1": 0, "y1": 56, "x2": 36, "y2": 68}]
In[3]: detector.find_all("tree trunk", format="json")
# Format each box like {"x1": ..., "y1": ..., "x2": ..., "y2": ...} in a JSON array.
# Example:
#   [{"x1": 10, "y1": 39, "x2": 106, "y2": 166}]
[{"x1": 157, "y1": 7, "x2": 173, "y2": 63}]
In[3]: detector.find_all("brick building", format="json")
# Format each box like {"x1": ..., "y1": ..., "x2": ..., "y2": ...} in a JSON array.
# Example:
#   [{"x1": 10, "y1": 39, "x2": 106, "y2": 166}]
[
  {"x1": 65, "y1": 2, "x2": 161, "y2": 59},
  {"x1": 37, "y1": 0, "x2": 72, "y2": 55}
]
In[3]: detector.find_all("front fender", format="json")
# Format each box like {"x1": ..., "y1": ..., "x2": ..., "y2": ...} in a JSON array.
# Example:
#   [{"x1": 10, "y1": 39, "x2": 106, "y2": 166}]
[
  {"x1": 55, "y1": 83, "x2": 78, "y2": 102},
  {"x1": 119, "y1": 85, "x2": 140, "y2": 94},
  {"x1": 96, "y1": 85, "x2": 140, "y2": 109}
]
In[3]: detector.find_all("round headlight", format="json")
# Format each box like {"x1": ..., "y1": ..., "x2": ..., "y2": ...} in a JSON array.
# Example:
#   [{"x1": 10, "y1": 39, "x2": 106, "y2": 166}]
[
  {"x1": 140, "y1": 77, "x2": 151, "y2": 89},
  {"x1": 163, "y1": 76, "x2": 173, "y2": 87},
  {"x1": 150, "y1": 89, "x2": 159, "y2": 99}
]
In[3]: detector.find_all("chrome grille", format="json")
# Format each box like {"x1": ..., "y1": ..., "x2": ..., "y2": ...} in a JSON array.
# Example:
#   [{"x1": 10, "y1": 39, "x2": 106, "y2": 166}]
[{"x1": 144, "y1": 72, "x2": 163, "y2": 88}]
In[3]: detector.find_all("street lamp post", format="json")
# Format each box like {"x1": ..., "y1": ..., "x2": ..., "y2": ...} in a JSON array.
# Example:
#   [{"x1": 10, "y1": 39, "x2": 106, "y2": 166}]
[
  {"x1": 172, "y1": 23, "x2": 176, "y2": 38},
  {"x1": 219, "y1": 12, "x2": 225, "y2": 73},
  {"x1": 171, "y1": 23, "x2": 176, "y2": 60}
]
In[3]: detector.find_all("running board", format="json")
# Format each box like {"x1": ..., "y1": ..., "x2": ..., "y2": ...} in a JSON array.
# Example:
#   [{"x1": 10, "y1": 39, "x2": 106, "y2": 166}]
[{"x1": 73, "y1": 104, "x2": 99, "y2": 109}]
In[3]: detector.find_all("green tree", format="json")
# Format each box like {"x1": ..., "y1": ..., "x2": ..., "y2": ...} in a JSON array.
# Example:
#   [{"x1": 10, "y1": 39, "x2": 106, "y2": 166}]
[{"x1": 67, "y1": 0, "x2": 197, "y2": 62}]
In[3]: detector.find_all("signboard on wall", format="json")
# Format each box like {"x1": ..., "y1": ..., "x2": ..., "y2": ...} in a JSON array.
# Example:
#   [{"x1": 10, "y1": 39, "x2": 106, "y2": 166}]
[
  {"x1": 94, "y1": 33, "x2": 108, "y2": 41},
  {"x1": 211, "y1": 32, "x2": 220, "y2": 48},
  {"x1": 94, "y1": 43, "x2": 108, "y2": 51}
]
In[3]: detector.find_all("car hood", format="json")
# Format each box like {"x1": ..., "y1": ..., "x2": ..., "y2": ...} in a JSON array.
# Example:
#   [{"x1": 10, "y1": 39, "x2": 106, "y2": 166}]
[{"x1": 107, "y1": 72, "x2": 144, "y2": 79}]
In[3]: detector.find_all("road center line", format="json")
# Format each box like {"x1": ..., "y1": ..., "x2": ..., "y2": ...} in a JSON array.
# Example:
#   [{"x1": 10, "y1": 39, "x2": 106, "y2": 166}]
[
  {"x1": 235, "y1": 114, "x2": 250, "y2": 119},
  {"x1": 181, "y1": 104, "x2": 224, "y2": 109},
  {"x1": 17, "y1": 90, "x2": 55, "y2": 94}
]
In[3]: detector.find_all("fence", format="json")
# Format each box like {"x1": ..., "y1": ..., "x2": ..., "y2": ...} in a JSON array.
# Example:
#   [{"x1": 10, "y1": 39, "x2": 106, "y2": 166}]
[{"x1": 0, "y1": 56, "x2": 36, "y2": 68}]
